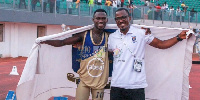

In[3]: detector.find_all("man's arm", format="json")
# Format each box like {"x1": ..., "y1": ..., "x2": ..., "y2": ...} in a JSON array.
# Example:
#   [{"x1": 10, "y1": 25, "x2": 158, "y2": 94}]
[
  {"x1": 41, "y1": 32, "x2": 84, "y2": 47},
  {"x1": 149, "y1": 30, "x2": 189, "y2": 49}
]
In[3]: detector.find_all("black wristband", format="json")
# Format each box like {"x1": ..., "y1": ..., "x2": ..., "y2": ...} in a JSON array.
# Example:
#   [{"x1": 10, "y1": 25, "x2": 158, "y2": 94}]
[{"x1": 176, "y1": 34, "x2": 183, "y2": 41}]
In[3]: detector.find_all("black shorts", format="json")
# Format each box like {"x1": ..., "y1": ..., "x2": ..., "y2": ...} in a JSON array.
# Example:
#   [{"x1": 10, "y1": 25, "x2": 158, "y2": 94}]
[{"x1": 110, "y1": 87, "x2": 145, "y2": 100}]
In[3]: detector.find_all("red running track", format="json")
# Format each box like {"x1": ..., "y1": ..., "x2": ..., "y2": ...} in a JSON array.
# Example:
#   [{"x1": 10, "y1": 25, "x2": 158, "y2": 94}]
[{"x1": 0, "y1": 56, "x2": 199, "y2": 100}]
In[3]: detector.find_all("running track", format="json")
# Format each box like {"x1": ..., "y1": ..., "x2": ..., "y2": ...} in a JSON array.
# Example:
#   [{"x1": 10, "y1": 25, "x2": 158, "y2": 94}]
[{"x1": 0, "y1": 55, "x2": 199, "y2": 100}]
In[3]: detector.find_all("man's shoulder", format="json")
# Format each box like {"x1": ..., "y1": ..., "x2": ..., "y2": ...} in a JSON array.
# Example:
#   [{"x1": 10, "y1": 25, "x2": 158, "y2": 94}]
[
  {"x1": 109, "y1": 31, "x2": 117, "y2": 36},
  {"x1": 130, "y1": 26, "x2": 145, "y2": 33},
  {"x1": 108, "y1": 29, "x2": 120, "y2": 38},
  {"x1": 73, "y1": 30, "x2": 87, "y2": 38}
]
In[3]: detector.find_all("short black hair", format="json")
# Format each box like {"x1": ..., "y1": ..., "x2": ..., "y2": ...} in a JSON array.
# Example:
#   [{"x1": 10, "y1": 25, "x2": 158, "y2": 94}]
[
  {"x1": 115, "y1": 8, "x2": 130, "y2": 16},
  {"x1": 93, "y1": 9, "x2": 107, "y2": 18}
]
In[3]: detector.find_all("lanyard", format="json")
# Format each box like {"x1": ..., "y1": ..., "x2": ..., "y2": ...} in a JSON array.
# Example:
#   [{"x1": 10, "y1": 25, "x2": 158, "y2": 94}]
[{"x1": 120, "y1": 35, "x2": 136, "y2": 58}]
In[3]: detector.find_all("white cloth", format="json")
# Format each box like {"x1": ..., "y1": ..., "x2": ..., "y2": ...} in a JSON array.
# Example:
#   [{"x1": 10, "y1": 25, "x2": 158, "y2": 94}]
[
  {"x1": 16, "y1": 24, "x2": 195, "y2": 100},
  {"x1": 108, "y1": 26, "x2": 154, "y2": 89}
]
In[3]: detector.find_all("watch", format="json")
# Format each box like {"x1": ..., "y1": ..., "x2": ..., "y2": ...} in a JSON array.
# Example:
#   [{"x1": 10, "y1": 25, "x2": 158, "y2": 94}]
[{"x1": 176, "y1": 34, "x2": 183, "y2": 41}]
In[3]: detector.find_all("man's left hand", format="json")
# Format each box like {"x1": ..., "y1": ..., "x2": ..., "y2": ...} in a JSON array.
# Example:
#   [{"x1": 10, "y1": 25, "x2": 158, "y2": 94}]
[
  {"x1": 141, "y1": 27, "x2": 151, "y2": 35},
  {"x1": 179, "y1": 30, "x2": 192, "y2": 39}
]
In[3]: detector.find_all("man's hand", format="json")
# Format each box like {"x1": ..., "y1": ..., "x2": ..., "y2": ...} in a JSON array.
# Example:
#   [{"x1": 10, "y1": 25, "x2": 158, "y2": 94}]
[
  {"x1": 72, "y1": 42, "x2": 82, "y2": 48},
  {"x1": 40, "y1": 41, "x2": 46, "y2": 44},
  {"x1": 178, "y1": 30, "x2": 192, "y2": 40},
  {"x1": 141, "y1": 27, "x2": 151, "y2": 35}
]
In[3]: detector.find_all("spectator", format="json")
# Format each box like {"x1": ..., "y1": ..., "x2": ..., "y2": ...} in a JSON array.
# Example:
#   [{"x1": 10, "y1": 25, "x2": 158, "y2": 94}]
[
  {"x1": 49, "y1": 0, "x2": 55, "y2": 13},
  {"x1": 19, "y1": 0, "x2": 26, "y2": 9},
  {"x1": 67, "y1": 0, "x2": 73, "y2": 8},
  {"x1": 145, "y1": 0, "x2": 150, "y2": 6},
  {"x1": 56, "y1": 0, "x2": 61, "y2": 13},
  {"x1": 181, "y1": 7, "x2": 187, "y2": 22},
  {"x1": 155, "y1": 0, "x2": 159, "y2": 6},
  {"x1": 31, "y1": 0, "x2": 39, "y2": 11},
  {"x1": 169, "y1": 6, "x2": 174, "y2": 20},
  {"x1": 105, "y1": 0, "x2": 112, "y2": 6},
  {"x1": 176, "y1": 6, "x2": 181, "y2": 22},
  {"x1": 76, "y1": 0, "x2": 80, "y2": 8},
  {"x1": 97, "y1": 0, "x2": 102, "y2": 5},
  {"x1": 117, "y1": 0, "x2": 121, "y2": 7},
  {"x1": 112, "y1": 0, "x2": 118, "y2": 16},
  {"x1": 147, "y1": 7, "x2": 153, "y2": 19},
  {"x1": 128, "y1": 0, "x2": 133, "y2": 6},
  {"x1": 180, "y1": 2, "x2": 187, "y2": 10},
  {"x1": 128, "y1": 3, "x2": 136, "y2": 9},
  {"x1": 190, "y1": 8, "x2": 197, "y2": 22},
  {"x1": 105, "y1": 0, "x2": 112, "y2": 16},
  {"x1": 67, "y1": 0, "x2": 73, "y2": 14},
  {"x1": 163, "y1": 2, "x2": 168, "y2": 10},
  {"x1": 161, "y1": 3, "x2": 166, "y2": 14},
  {"x1": 154, "y1": 4, "x2": 162, "y2": 20},
  {"x1": 112, "y1": 0, "x2": 118, "y2": 8},
  {"x1": 180, "y1": 2, "x2": 185, "y2": 8},
  {"x1": 121, "y1": 0, "x2": 124, "y2": 7},
  {"x1": 128, "y1": 3, "x2": 136, "y2": 18},
  {"x1": 95, "y1": 0, "x2": 98, "y2": 4},
  {"x1": 43, "y1": 0, "x2": 48, "y2": 13},
  {"x1": 89, "y1": 0, "x2": 94, "y2": 6}
]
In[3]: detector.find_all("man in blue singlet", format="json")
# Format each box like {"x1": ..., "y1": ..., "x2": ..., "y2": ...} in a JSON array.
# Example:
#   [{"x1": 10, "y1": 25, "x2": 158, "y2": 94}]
[{"x1": 41, "y1": 9, "x2": 109, "y2": 100}]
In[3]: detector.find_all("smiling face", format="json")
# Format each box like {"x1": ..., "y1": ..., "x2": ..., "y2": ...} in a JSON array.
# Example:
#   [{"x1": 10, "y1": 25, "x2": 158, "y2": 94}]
[
  {"x1": 115, "y1": 10, "x2": 131, "y2": 34},
  {"x1": 93, "y1": 12, "x2": 108, "y2": 30}
]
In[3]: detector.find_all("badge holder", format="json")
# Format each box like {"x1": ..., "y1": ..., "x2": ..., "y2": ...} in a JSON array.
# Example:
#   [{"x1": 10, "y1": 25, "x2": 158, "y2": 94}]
[{"x1": 133, "y1": 59, "x2": 142, "y2": 72}]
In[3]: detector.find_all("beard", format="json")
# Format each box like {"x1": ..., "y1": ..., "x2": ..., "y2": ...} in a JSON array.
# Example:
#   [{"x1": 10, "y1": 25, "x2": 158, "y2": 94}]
[
  {"x1": 95, "y1": 25, "x2": 105, "y2": 30},
  {"x1": 120, "y1": 28, "x2": 126, "y2": 31},
  {"x1": 120, "y1": 24, "x2": 130, "y2": 32},
  {"x1": 97, "y1": 27, "x2": 104, "y2": 30}
]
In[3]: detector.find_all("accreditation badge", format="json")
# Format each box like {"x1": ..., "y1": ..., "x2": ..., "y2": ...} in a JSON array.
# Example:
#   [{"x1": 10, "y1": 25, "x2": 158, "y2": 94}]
[{"x1": 133, "y1": 59, "x2": 142, "y2": 72}]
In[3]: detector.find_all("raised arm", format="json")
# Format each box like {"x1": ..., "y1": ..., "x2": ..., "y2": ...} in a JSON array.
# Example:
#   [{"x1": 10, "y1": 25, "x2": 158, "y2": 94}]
[
  {"x1": 41, "y1": 32, "x2": 85, "y2": 47},
  {"x1": 149, "y1": 30, "x2": 189, "y2": 49}
]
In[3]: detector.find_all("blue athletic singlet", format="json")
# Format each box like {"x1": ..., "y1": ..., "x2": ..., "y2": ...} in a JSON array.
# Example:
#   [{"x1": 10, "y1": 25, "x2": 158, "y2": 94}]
[
  {"x1": 72, "y1": 30, "x2": 109, "y2": 89},
  {"x1": 72, "y1": 30, "x2": 115, "y2": 76}
]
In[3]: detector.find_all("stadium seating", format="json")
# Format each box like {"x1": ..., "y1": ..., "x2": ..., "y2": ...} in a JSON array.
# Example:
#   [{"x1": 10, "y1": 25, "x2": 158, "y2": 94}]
[
  {"x1": 5, "y1": 0, "x2": 13, "y2": 4},
  {"x1": 0, "y1": 0, "x2": 4, "y2": 3},
  {"x1": 1, "y1": 0, "x2": 199, "y2": 12},
  {"x1": 151, "y1": 0, "x2": 200, "y2": 12}
]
